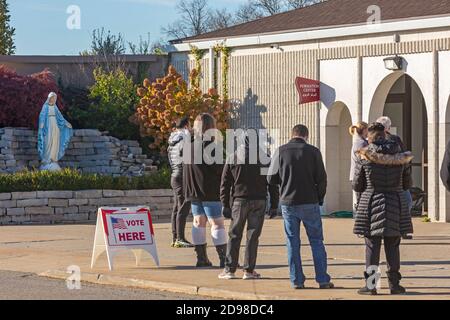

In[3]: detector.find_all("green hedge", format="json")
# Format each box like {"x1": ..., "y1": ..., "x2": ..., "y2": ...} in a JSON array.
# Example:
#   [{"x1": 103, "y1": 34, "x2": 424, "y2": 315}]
[{"x1": 0, "y1": 168, "x2": 171, "y2": 193}]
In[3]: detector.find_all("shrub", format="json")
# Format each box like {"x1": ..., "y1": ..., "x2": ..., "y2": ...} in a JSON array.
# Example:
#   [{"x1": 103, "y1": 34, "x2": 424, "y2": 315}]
[
  {"x1": 0, "y1": 66, "x2": 64, "y2": 129},
  {"x1": 64, "y1": 67, "x2": 140, "y2": 140},
  {"x1": 60, "y1": 86, "x2": 91, "y2": 130},
  {"x1": 0, "y1": 167, "x2": 170, "y2": 193},
  {"x1": 131, "y1": 65, "x2": 230, "y2": 154}
]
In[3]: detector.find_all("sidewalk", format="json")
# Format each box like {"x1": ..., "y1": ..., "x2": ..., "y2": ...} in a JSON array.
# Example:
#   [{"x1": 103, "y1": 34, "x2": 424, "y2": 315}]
[{"x1": 0, "y1": 218, "x2": 450, "y2": 300}]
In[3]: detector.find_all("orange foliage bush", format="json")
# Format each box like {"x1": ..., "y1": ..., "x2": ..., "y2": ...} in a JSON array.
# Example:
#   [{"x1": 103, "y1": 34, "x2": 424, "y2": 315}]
[{"x1": 131, "y1": 65, "x2": 229, "y2": 153}]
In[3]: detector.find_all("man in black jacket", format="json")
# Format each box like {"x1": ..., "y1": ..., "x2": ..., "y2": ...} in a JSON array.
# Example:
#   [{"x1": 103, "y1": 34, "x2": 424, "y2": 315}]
[
  {"x1": 218, "y1": 131, "x2": 279, "y2": 280},
  {"x1": 268, "y1": 125, "x2": 333, "y2": 290},
  {"x1": 167, "y1": 117, "x2": 192, "y2": 248},
  {"x1": 441, "y1": 140, "x2": 450, "y2": 191}
]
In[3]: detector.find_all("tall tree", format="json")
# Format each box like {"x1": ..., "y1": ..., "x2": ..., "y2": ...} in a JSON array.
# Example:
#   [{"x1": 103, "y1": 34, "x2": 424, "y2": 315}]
[
  {"x1": 0, "y1": 0, "x2": 15, "y2": 55},
  {"x1": 285, "y1": 0, "x2": 324, "y2": 9},
  {"x1": 128, "y1": 33, "x2": 152, "y2": 55},
  {"x1": 207, "y1": 8, "x2": 235, "y2": 31},
  {"x1": 163, "y1": 0, "x2": 328, "y2": 40},
  {"x1": 250, "y1": 0, "x2": 284, "y2": 15},
  {"x1": 162, "y1": 0, "x2": 210, "y2": 40},
  {"x1": 235, "y1": 0, "x2": 322, "y2": 24},
  {"x1": 235, "y1": 3, "x2": 265, "y2": 24},
  {"x1": 89, "y1": 28, "x2": 126, "y2": 56},
  {"x1": 79, "y1": 28, "x2": 127, "y2": 74}
]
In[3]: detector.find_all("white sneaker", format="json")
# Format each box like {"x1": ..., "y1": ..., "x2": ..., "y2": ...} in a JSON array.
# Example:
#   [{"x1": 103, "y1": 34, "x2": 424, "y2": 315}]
[
  {"x1": 243, "y1": 271, "x2": 262, "y2": 280},
  {"x1": 218, "y1": 271, "x2": 237, "y2": 280}
]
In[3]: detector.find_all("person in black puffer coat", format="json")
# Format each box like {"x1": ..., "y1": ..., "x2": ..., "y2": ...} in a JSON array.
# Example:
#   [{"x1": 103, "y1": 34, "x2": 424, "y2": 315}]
[
  {"x1": 167, "y1": 117, "x2": 192, "y2": 248},
  {"x1": 352, "y1": 123, "x2": 413, "y2": 296}
]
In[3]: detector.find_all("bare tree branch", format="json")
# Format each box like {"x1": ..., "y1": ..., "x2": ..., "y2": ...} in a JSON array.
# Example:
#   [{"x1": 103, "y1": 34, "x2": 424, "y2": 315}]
[
  {"x1": 285, "y1": 0, "x2": 325, "y2": 9},
  {"x1": 207, "y1": 8, "x2": 235, "y2": 31},
  {"x1": 163, "y1": 0, "x2": 210, "y2": 40},
  {"x1": 250, "y1": 0, "x2": 284, "y2": 15},
  {"x1": 235, "y1": 3, "x2": 265, "y2": 23},
  {"x1": 162, "y1": 0, "x2": 328, "y2": 40}
]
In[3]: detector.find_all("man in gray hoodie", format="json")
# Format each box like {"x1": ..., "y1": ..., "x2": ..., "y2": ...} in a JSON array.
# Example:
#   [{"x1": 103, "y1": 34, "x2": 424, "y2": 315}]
[{"x1": 168, "y1": 117, "x2": 192, "y2": 248}]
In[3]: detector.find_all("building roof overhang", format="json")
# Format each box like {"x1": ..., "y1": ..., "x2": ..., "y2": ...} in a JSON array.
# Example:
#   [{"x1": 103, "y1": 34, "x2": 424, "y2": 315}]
[{"x1": 169, "y1": 14, "x2": 450, "y2": 53}]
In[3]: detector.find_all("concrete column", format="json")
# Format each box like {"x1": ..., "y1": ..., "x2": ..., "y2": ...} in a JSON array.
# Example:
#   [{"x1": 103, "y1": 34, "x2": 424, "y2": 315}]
[
  {"x1": 429, "y1": 50, "x2": 440, "y2": 222},
  {"x1": 208, "y1": 47, "x2": 215, "y2": 89},
  {"x1": 357, "y1": 56, "x2": 363, "y2": 122},
  {"x1": 438, "y1": 51, "x2": 450, "y2": 222},
  {"x1": 438, "y1": 123, "x2": 450, "y2": 222}
]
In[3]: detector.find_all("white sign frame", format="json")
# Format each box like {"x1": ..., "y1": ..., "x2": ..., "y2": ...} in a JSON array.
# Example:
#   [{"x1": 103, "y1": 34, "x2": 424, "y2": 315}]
[{"x1": 91, "y1": 206, "x2": 160, "y2": 271}]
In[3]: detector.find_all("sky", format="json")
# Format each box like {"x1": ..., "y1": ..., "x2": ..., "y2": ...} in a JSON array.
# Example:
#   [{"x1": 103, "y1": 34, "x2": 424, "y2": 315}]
[{"x1": 9, "y1": 0, "x2": 246, "y2": 55}]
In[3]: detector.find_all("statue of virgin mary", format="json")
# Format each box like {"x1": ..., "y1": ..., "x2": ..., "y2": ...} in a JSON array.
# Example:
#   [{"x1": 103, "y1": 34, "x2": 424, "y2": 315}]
[{"x1": 37, "y1": 92, "x2": 73, "y2": 171}]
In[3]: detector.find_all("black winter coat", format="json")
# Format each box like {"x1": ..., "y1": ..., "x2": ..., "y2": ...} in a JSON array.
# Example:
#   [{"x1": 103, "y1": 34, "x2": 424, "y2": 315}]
[
  {"x1": 353, "y1": 141, "x2": 414, "y2": 237},
  {"x1": 220, "y1": 147, "x2": 280, "y2": 209},
  {"x1": 268, "y1": 138, "x2": 327, "y2": 206}
]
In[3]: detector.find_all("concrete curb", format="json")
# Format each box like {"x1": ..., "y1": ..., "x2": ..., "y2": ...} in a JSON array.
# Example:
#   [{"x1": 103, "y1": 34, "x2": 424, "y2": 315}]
[{"x1": 39, "y1": 270, "x2": 293, "y2": 300}]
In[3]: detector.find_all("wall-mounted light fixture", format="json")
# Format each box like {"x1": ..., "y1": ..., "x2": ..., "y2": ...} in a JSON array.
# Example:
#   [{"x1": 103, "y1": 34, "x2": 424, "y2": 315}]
[
  {"x1": 393, "y1": 33, "x2": 401, "y2": 43},
  {"x1": 270, "y1": 44, "x2": 281, "y2": 50},
  {"x1": 383, "y1": 55, "x2": 404, "y2": 71}
]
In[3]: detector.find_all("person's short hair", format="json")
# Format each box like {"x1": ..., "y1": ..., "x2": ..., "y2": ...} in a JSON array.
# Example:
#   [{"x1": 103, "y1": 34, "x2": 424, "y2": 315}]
[
  {"x1": 176, "y1": 117, "x2": 189, "y2": 129},
  {"x1": 292, "y1": 124, "x2": 309, "y2": 138},
  {"x1": 376, "y1": 116, "x2": 392, "y2": 131},
  {"x1": 368, "y1": 122, "x2": 386, "y2": 143}
]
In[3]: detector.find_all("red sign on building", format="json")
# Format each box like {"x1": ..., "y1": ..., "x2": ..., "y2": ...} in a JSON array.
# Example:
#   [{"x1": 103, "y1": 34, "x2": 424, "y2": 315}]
[{"x1": 295, "y1": 77, "x2": 321, "y2": 104}]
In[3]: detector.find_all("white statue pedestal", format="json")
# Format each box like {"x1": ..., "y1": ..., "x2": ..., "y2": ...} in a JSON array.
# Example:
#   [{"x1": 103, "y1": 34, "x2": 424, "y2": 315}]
[{"x1": 40, "y1": 162, "x2": 62, "y2": 172}]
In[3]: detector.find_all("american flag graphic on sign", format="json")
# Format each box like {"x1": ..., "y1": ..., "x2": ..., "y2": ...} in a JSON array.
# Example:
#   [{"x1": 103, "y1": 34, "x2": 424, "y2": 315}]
[{"x1": 111, "y1": 217, "x2": 128, "y2": 230}]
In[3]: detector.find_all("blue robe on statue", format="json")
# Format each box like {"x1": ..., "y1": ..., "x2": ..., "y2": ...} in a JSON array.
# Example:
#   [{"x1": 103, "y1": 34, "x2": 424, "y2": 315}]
[{"x1": 37, "y1": 101, "x2": 73, "y2": 168}]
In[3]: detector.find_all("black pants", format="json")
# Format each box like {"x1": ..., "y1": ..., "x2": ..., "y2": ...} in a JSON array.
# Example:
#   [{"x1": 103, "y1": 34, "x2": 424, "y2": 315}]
[
  {"x1": 365, "y1": 236, "x2": 402, "y2": 285},
  {"x1": 171, "y1": 175, "x2": 191, "y2": 241},
  {"x1": 225, "y1": 200, "x2": 266, "y2": 273}
]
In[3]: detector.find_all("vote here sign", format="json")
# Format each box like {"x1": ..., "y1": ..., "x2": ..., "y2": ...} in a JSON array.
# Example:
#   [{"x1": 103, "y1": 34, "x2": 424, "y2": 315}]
[
  {"x1": 103, "y1": 211, "x2": 154, "y2": 247},
  {"x1": 91, "y1": 207, "x2": 160, "y2": 271}
]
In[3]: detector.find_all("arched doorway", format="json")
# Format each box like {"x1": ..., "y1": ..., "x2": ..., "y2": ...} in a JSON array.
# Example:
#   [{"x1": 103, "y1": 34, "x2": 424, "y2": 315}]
[
  {"x1": 370, "y1": 74, "x2": 429, "y2": 214},
  {"x1": 440, "y1": 96, "x2": 450, "y2": 222},
  {"x1": 324, "y1": 102, "x2": 353, "y2": 214}
]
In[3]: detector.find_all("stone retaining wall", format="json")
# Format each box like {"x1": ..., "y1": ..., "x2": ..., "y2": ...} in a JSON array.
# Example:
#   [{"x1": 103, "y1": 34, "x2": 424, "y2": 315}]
[
  {"x1": 0, "y1": 189, "x2": 173, "y2": 225},
  {"x1": 0, "y1": 128, "x2": 156, "y2": 176}
]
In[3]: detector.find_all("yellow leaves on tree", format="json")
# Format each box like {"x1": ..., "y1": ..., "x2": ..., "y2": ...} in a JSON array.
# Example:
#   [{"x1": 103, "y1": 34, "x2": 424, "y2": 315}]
[{"x1": 131, "y1": 65, "x2": 229, "y2": 153}]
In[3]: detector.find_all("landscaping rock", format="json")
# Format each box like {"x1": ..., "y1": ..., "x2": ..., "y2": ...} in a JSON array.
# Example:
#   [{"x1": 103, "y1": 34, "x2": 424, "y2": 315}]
[
  {"x1": 75, "y1": 190, "x2": 103, "y2": 199},
  {"x1": 11, "y1": 192, "x2": 37, "y2": 200},
  {"x1": 17, "y1": 198, "x2": 48, "y2": 207},
  {"x1": 7, "y1": 207, "x2": 25, "y2": 216},
  {"x1": 37, "y1": 191, "x2": 73, "y2": 199},
  {"x1": 25, "y1": 206, "x2": 54, "y2": 215}
]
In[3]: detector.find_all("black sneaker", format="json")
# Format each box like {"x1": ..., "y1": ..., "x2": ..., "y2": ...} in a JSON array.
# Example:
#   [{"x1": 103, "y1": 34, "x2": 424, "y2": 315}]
[
  {"x1": 319, "y1": 282, "x2": 335, "y2": 289},
  {"x1": 391, "y1": 285, "x2": 407, "y2": 295},
  {"x1": 292, "y1": 284, "x2": 306, "y2": 290},
  {"x1": 196, "y1": 260, "x2": 213, "y2": 268},
  {"x1": 358, "y1": 286, "x2": 378, "y2": 296}
]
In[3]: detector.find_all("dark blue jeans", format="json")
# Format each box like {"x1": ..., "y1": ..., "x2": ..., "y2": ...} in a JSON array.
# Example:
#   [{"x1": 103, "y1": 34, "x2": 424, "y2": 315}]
[{"x1": 282, "y1": 204, "x2": 331, "y2": 287}]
